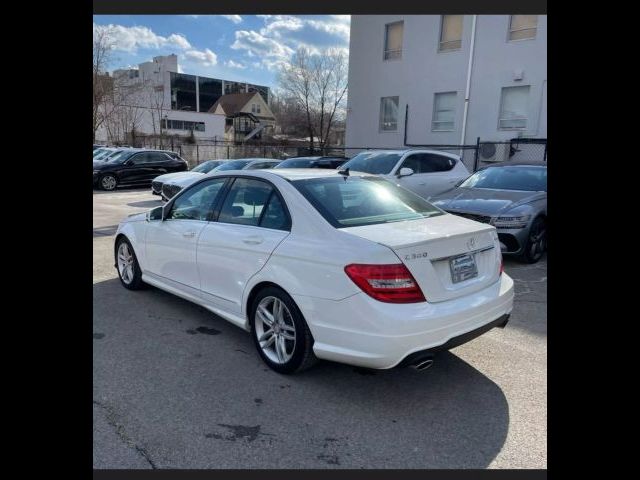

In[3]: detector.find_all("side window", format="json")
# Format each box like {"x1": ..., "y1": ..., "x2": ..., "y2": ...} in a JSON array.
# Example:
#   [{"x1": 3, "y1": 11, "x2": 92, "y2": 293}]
[
  {"x1": 148, "y1": 153, "x2": 170, "y2": 163},
  {"x1": 167, "y1": 178, "x2": 227, "y2": 221},
  {"x1": 400, "y1": 155, "x2": 424, "y2": 173},
  {"x1": 247, "y1": 162, "x2": 275, "y2": 170},
  {"x1": 260, "y1": 194, "x2": 290, "y2": 231},
  {"x1": 421, "y1": 154, "x2": 455, "y2": 172},
  {"x1": 129, "y1": 153, "x2": 147, "y2": 165},
  {"x1": 402, "y1": 154, "x2": 455, "y2": 173},
  {"x1": 218, "y1": 178, "x2": 273, "y2": 226}
]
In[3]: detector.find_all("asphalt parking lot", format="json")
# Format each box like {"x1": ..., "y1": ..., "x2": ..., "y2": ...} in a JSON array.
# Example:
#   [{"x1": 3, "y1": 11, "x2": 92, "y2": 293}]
[{"x1": 93, "y1": 188, "x2": 547, "y2": 469}]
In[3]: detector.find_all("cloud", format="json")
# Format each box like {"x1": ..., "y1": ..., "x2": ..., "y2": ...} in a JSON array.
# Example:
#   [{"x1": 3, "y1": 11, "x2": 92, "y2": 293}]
[
  {"x1": 221, "y1": 15, "x2": 243, "y2": 24},
  {"x1": 184, "y1": 48, "x2": 218, "y2": 66},
  {"x1": 231, "y1": 30, "x2": 294, "y2": 59},
  {"x1": 259, "y1": 15, "x2": 304, "y2": 38},
  {"x1": 93, "y1": 23, "x2": 191, "y2": 52},
  {"x1": 224, "y1": 59, "x2": 247, "y2": 69}
]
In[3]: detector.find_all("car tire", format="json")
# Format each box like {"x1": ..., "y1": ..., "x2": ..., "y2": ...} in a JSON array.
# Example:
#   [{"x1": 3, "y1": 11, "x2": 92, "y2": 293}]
[
  {"x1": 520, "y1": 216, "x2": 547, "y2": 264},
  {"x1": 250, "y1": 286, "x2": 318, "y2": 374},
  {"x1": 115, "y1": 237, "x2": 145, "y2": 290},
  {"x1": 100, "y1": 174, "x2": 118, "y2": 191}
]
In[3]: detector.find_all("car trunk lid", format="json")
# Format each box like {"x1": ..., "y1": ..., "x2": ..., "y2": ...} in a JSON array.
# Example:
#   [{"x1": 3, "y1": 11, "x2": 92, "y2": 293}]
[{"x1": 341, "y1": 214, "x2": 501, "y2": 303}]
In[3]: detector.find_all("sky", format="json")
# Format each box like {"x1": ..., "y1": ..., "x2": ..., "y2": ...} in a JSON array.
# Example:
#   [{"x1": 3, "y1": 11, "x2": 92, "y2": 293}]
[{"x1": 93, "y1": 15, "x2": 351, "y2": 88}]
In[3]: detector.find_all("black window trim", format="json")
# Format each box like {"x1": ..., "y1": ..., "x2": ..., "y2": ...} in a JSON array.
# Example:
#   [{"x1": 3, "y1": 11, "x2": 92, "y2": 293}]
[{"x1": 399, "y1": 152, "x2": 456, "y2": 174}]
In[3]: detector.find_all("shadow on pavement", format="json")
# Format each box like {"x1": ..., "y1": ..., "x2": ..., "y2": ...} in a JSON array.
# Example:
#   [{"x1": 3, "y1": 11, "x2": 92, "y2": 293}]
[
  {"x1": 93, "y1": 278, "x2": 510, "y2": 468},
  {"x1": 93, "y1": 225, "x2": 119, "y2": 237}
]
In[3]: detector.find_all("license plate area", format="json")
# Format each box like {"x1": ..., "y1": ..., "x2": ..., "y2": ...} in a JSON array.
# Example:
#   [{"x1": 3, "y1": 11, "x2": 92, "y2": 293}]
[{"x1": 449, "y1": 253, "x2": 478, "y2": 284}]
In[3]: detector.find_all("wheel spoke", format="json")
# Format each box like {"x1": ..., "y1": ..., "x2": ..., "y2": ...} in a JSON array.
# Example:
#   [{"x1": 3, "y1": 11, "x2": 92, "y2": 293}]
[
  {"x1": 258, "y1": 329, "x2": 273, "y2": 342},
  {"x1": 281, "y1": 323, "x2": 295, "y2": 332},
  {"x1": 280, "y1": 331, "x2": 295, "y2": 341},
  {"x1": 275, "y1": 336, "x2": 285, "y2": 362},
  {"x1": 261, "y1": 333, "x2": 275, "y2": 348},
  {"x1": 257, "y1": 305, "x2": 274, "y2": 326}
]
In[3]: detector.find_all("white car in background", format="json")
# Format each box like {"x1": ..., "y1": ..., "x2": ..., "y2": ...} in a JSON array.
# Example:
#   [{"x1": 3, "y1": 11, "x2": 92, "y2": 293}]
[
  {"x1": 151, "y1": 160, "x2": 228, "y2": 198},
  {"x1": 339, "y1": 149, "x2": 470, "y2": 199},
  {"x1": 115, "y1": 169, "x2": 514, "y2": 374},
  {"x1": 159, "y1": 158, "x2": 281, "y2": 201}
]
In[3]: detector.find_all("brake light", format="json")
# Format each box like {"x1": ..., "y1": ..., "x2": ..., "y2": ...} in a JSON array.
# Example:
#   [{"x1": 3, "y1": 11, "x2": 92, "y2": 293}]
[
  {"x1": 499, "y1": 259, "x2": 504, "y2": 275},
  {"x1": 344, "y1": 264, "x2": 426, "y2": 303}
]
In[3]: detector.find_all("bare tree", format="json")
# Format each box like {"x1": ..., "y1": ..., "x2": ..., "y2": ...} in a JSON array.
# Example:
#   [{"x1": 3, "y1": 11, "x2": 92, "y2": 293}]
[
  {"x1": 93, "y1": 27, "x2": 115, "y2": 142},
  {"x1": 277, "y1": 47, "x2": 348, "y2": 152}
]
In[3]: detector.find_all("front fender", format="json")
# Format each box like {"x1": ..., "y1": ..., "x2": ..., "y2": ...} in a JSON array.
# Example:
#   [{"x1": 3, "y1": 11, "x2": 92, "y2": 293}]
[{"x1": 115, "y1": 220, "x2": 148, "y2": 271}]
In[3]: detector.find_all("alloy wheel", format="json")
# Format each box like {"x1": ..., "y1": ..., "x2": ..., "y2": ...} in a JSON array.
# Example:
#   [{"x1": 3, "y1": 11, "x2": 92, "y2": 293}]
[
  {"x1": 254, "y1": 296, "x2": 297, "y2": 364},
  {"x1": 101, "y1": 175, "x2": 117, "y2": 190},
  {"x1": 117, "y1": 242, "x2": 135, "y2": 284}
]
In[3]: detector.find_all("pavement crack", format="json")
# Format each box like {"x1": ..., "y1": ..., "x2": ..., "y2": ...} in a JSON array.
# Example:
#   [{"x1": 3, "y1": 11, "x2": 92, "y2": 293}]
[{"x1": 93, "y1": 400, "x2": 157, "y2": 469}]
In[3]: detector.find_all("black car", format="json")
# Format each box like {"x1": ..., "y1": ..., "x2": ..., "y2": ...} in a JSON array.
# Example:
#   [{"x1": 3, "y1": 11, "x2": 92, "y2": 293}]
[
  {"x1": 274, "y1": 156, "x2": 347, "y2": 169},
  {"x1": 93, "y1": 149, "x2": 188, "y2": 191}
]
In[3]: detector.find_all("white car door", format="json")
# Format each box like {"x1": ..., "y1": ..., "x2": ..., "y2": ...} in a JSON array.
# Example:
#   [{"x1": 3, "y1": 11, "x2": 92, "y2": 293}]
[
  {"x1": 197, "y1": 177, "x2": 290, "y2": 315},
  {"x1": 145, "y1": 177, "x2": 229, "y2": 293},
  {"x1": 395, "y1": 153, "x2": 464, "y2": 198}
]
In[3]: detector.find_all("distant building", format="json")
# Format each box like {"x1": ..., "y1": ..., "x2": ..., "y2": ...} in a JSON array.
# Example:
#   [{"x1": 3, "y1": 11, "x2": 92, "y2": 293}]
[
  {"x1": 95, "y1": 54, "x2": 272, "y2": 144},
  {"x1": 209, "y1": 92, "x2": 276, "y2": 143},
  {"x1": 346, "y1": 15, "x2": 547, "y2": 158}
]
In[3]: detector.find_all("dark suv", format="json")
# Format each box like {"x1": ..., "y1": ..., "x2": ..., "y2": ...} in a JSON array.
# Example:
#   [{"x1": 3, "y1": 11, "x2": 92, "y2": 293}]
[{"x1": 93, "y1": 149, "x2": 188, "y2": 191}]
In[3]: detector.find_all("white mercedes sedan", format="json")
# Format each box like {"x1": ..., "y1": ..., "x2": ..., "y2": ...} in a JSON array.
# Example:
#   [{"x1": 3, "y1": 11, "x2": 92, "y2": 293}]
[{"x1": 114, "y1": 169, "x2": 514, "y2": 374}]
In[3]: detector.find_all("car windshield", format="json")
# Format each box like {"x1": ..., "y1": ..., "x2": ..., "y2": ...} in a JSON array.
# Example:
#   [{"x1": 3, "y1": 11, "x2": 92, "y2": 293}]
[
  {"x1": 460, "y1": 165, "x2": 547, "y2": 192},
  {"x1": 292, "y1": 176, "x2": 444, "y2": 228},
  {"x1": 192, "y1": 161, "x2": 223, "y2": 173},
  {"x1": 213, "y1": 160, "x2": 252, "y2": 171},
  {"x1": 94, "y1": 149, "x2": 115, "y2": 160},
  {"x1": 340, "y1": 152, "x2": 402, "y2": 175},
  {"x1": 276, "y1": 158, "x2": 318, "y2": 168}
]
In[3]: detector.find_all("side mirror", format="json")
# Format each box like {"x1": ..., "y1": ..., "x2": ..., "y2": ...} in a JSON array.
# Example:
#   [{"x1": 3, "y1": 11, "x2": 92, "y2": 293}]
[
  {"x1": 397, "y1": 167, "x2": 414, "y2": 178},
  {"x1": 148, "y1": 206, "x2": 164, "y2": 221}
]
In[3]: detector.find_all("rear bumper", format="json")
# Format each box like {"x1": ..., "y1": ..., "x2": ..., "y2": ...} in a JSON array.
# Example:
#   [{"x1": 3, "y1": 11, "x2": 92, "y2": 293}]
[{"x1": 292, "y1": 273, "x2": 514, "y2": 369}]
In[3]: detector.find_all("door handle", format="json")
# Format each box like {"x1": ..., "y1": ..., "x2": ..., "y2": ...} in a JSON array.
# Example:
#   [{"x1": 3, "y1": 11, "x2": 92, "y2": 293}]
[
  {"x1": 242, "y1": 236, "x2": 264, "y2": 245},
  {"x1": 183, "y1": 231, "x2": 196, "y2": 238}
]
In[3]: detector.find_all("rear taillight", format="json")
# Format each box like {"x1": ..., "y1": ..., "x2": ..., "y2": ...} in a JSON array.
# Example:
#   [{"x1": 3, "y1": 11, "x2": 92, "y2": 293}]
[
  {"x1": 499, "y1": 258, "x2": 504, "y2": 275},
  {"x1": 344, "y1": 264, "x2": 426, "y2": 303}
]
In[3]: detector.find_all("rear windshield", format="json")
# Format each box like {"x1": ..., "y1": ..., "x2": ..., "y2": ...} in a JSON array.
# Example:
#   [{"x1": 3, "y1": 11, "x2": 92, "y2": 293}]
[
  {"x1": 292, "y1": 176, "x2": 444, "y2": 228},
  {"x1": 276, "y1": 159, "x2": 316, "y2": 168},
  {"x1": 339, "y1": 152, "x2": 402, "y2": 175}
]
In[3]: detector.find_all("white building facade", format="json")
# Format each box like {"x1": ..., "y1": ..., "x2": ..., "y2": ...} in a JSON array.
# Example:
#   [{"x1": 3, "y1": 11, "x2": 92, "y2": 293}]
[
  {"x1": 96, "y1": 55, "x2": 271, "y2": 144},
  {"x1": 345, "y1": 15, "x2": 547, "y2": 151}
]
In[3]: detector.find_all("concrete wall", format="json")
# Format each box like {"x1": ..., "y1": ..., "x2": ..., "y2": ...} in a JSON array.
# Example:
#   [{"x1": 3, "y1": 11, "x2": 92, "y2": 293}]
[{"x1": 345, "y1": 15, "x2": 547, "y2": 149}]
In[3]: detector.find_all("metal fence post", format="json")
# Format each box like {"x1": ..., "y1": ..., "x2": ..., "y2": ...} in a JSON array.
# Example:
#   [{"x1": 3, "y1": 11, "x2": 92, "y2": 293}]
[
  {"x1": 196, "y1": 144, "x2": 199, "y2": 164},
  {"x1": 543, "y1": 142, "x2": 547, "y2": 162},
  {"x1": 227, "y1": 145, "x2": 230, "y2": 159},
  {"x1": 473, "y1": 137, "x2": 481, "y2": 172}
]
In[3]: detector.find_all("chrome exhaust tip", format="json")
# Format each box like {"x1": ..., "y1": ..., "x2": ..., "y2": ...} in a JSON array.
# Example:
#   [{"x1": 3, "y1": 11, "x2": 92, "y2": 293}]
[{"x1": 410, "y1": 358, "x2": 434, "y2": 371}]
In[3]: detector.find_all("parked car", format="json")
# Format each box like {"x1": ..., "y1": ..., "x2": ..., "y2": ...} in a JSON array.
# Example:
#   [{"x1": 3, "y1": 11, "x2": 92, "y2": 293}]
[
  {"x1": 114, "y1": 169, "x2": 514, "y2": 373},
  {"x1": 151, "y1": 160, "x2": 227, "y2": 197},
  {"x1": 429, "y1": 160, "x2": 547, "y2": 263},
  {"x1": 275, "y1": 156, "x2": 347, "y2": 169},
  {"x1": 160, "y1": 158, "x2": 281, "y2": 201},
  {"x1": 93, "y1": 149, "x2": 188, "y2": 191},
  {"x1": 93, "y1": 144, "x2": 106, "y2": 151},
  {"x1": 339, "y1": 149, "x2": 469, "y2": 198}
]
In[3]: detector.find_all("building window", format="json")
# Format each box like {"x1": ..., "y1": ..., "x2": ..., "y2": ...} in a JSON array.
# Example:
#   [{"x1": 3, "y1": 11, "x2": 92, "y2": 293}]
[
  {"x1": 162, "y1": 118, "x2": 205, "y2": 132},
  {"x1": 379, "y1": 96, "x2": 399, "y2": 131},
  {"x1": 170, "y1": 72, "x2": 197, "y2": 112},
  {"x1": 432, "y1": 92, "x2": 457, "y2": 131},
  {"x1": 439, "y1": 15, "x2": 463, "y2": 51},
  {"x1": 508, "y1": 15, "x2": 538, "y2": 41},
  {"x1": 251, "y1": 103, "x2": 261, "y2": 114},
  {"x1": 198, "y1": 77, "x2": 222, "y2": 113},
  {"x1": 224, "y1": 81, "x2": 246, "y2": 95},
  {"x1": 498, "y1": 86, "x2": 530, "y2": 130},
  {"x1": 384, "y1": 21, "x2": 403, "y2": 60},
  {"x1": 248, "y1": 85, "x2": 270, "y2": 104}
]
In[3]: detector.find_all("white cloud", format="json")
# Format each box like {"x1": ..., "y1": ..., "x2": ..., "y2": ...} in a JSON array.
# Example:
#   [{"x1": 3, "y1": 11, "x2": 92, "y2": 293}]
[
  {"x1": 93, "y1": 23, "x2": 192, "y2": 52},
  {"x1": 306, "y1": 18, "x2": 350, "y2": 41},
  {"x1": 225, "y1": 59, "x2": 247, "y2": 69},
  {"x1": 231, "y1": 30, "x2": 294, "y2": 59},
  {"x1": 184, "y1": 48, "x2": 218, "y2": 66},
  {"x1": 259, "y1": 15, "x2": 304, "y2": 38},
  {"x1": 221, "y1": 15, "x2": 243, "y2": 24}
]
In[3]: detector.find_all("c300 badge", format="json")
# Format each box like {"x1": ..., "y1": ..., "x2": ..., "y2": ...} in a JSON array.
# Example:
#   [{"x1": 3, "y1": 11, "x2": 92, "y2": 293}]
[{"x1": 404, "y1": 252, "x2": 428, "y2": 261}]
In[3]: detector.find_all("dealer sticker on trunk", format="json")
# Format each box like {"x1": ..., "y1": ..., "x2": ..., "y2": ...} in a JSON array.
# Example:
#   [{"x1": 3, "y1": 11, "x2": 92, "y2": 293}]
[{"x1": 449, "y1": 253, "x2": 478, "y2": 284}]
